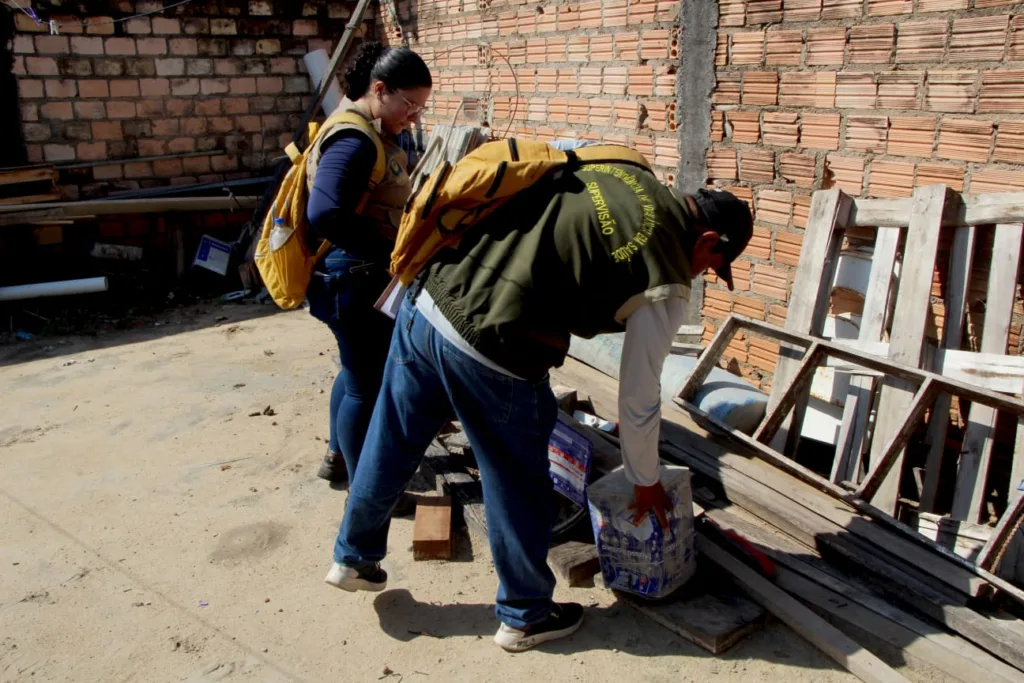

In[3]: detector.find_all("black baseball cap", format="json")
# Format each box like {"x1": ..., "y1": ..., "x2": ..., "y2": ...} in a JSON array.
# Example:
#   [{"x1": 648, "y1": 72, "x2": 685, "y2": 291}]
[{"x1": 690, "y1": 188, "x2": 753, "y2": 291}]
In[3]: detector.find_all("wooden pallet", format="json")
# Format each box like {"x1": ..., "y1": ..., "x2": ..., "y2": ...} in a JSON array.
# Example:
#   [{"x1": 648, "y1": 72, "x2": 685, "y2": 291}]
[{"x1": 676, "y1": 313, "x2": 1024, "y2": 606}]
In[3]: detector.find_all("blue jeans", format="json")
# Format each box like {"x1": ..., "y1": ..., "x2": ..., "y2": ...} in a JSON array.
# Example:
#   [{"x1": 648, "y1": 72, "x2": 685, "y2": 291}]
[
  {"x1": 307, "y1": 248, "x2": 394, "y2": 477},
  {"x1": 334, "y1": 296, "x2": 559, "y2": 629}
]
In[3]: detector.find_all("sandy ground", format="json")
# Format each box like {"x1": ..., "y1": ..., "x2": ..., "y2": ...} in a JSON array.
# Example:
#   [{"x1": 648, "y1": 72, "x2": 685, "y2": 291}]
[{"x1": 0, "y1": 302, "x2": 857, "y2": 683}]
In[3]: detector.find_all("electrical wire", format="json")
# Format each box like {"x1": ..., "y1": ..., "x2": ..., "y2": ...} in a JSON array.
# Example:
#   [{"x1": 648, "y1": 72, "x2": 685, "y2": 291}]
[
  {"x1": 426, "y1": 44, "x2": 519, "y2": 140},
  {"x1": 3, "y1": 0, "x2": 195, "y2": 31}
]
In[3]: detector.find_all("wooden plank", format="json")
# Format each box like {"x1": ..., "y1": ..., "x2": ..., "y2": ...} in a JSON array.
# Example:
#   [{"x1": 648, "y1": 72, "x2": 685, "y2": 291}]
[
  {"x1": 850, "y1": 191, "x2": 1024, "y2": 229},
  {"x1": 704, "y1": 506, "x2": 1024, "y2": 683},
  {"x1": 548, "y1": 541, "x2": 600, "y2": 587},
  {"x1": 412, "y1": 495, "x2": 452, "y2": 560},
  {"x1": 920, "y1": 225, "x2": 977, "y2": 511},
  {"x1": 754, "y1": 342, "x2": 824, "y2": 445},
  {"x1": 698, "y1": 533, "x2": 913, "y2": 683},
  {"x1": 0, "y1": 165, "x2": 56, "y2": 186},
  {"x1": 826, "y1": 345, "x2": 1024, "y2": 395},
  {"x1": 0, "y1": 192, "x2": 60, "y2": 206},
  {"x1": 869, "y1": 185, "x2": 950, "y2": 515},
  {"x1": 775, "y1": 566, "x2": 1024, "y2": 683},
  {"x1": 627, "y1": 587, "x2": 765, "y2": 654},
  {"x1": 677, "y1": 315, "x2": 739, "y2": 401},
  {"x1": 834, "y1": 227, "x2": 901, "y2": 483},
  {"x1": 858, "y1": 379, "x2": 938, "y2": 503},
  {"x1": 952, "y1": 223, "x2": 1024, "y2": 522},
  {"x1": 768, "y1": 189, "x2": 853, "y2": 453},
  {"x1": 978, "y1": 493, "x2": 1024, "y2": 572},
  {"x1": 661, "y1": 418, "x2": 1024, "y2": 668}
]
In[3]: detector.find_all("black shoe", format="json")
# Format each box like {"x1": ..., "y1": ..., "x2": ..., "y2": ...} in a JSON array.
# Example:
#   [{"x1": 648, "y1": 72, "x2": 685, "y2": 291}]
[
  {"x1": 493, "y1": 602, "x2": 585, "y2": 652},
  {"x1": 317, "y1": 450, "x2": 348, "y2": 483},
  {"x1": 391, "y1": 491, "x2": 419, "y2": 518},
  {"x1": 324, "y1": 561, "x2": 388, "y2": 592}
]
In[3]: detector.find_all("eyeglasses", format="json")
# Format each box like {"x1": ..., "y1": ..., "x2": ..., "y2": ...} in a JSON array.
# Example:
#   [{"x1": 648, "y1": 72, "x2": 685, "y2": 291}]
[{"x1": 394, "y1": 91, "x2": 428, "y2": 116}]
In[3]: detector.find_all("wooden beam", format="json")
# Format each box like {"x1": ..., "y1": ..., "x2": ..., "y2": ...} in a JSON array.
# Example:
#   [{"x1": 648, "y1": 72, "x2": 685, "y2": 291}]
[
  {"x1": 0, "y1": 165, "x2": 56, "y2": 186},
  {"x1": 548, "y1": 541, "x2": 600, "y2": 587},
  {"x1": 754, "y1": 342, "x2": 824, "y2": 445},
  {"x1": 661, "y1": 416, "x2": 1024, "y2": 665},
  {"x1": 677, "y1": 315, "x2": 739, "y2": 401},
  {"x1": 869, "y1": 185, "x2": 950, "y2": 514},
  {"x1": 952, "y1": 223, "x2": 1024, "y2": 522},
  {"x1": 768, "y1": 189, "x2": 853, "y2": 452},
  {"x1": 833, "y1": 226, "x2": 901, "y2": 484},
  {"x1": 698, "y1": 534, "x2": 913, "y2": 683},
  {"x1": 850, "y1": 191, "x2": 1024, "y2": 228},
  {"x1": 978, "y1": 494, "x2": 1024, "y2": 572},
  {"x1": 857, "y1": 379, "x2": 938, "y2": 502},
  {"x1": 412, "y1": 495, "x2": 453, "y2": 560},
  {"x1": 627, "y1": 588, "x2": 765, "y2": 654},
  {"x1": 920, "y1": 225, "x2": 977, "y2": 511},
  {"x1": 702, "y1": 506, "x2": 1024, "y2": 683}
]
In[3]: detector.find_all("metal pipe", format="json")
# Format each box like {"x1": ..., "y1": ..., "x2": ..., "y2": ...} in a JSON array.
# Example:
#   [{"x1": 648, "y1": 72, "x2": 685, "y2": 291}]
[
  {"x1": 304, "y1": 50, "x2": 344, "y2": 116},
  {"x1": 0, "y1": 277, "x2": 108, "y2": 302},
  {"x1": 0, "y1": 196, "x2": 259, "y2": 216}
]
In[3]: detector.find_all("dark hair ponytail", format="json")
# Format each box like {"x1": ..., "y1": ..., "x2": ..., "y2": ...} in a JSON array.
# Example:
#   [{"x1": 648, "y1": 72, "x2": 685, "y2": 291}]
[{"x1": 342, "y1": 41, "x2": 432, "y2": 100}]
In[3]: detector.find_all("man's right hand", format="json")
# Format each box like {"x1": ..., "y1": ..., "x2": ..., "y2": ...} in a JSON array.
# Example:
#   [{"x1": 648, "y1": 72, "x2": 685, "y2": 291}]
[{"x1": 629, "y1": 481, "x2": 673, "y2": 530}]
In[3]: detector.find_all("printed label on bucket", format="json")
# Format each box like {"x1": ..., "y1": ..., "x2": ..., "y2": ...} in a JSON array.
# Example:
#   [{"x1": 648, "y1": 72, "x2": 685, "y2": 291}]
[{"x1": 547, "y1": 420, "x2": 593, "y2": 507}]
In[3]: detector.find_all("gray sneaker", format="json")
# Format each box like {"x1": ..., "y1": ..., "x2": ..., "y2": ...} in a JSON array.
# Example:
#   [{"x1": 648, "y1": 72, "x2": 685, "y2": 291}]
[
  {"x1": 493, "y1": 602, "x2": 584, "y2": 652},
  {"x1": 317, "y1": 450, "x2": 348, "y2": 483}
]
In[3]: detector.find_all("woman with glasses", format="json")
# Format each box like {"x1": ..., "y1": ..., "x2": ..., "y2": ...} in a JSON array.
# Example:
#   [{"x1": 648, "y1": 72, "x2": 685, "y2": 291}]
[{"x1": 305, "y1": 41, "x2": 432, "y2": 515}]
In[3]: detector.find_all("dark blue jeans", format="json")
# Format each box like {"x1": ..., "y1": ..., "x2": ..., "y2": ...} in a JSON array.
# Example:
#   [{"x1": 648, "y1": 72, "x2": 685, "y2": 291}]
[
  {"x1": 307, "y1": 249, "x2": 394, "y2": 478},
  {"x1": 334, "y1": 296, "x2": 559, "y2": 629}
]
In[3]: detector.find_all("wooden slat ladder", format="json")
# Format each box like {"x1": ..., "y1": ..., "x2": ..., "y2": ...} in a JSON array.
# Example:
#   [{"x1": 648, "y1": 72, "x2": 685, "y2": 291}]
[
  {"x1": 866, "y1": 185, "x2": 951, "y2": 515},
  {"x1": 767, "y1": 189, "x2": 853, "y2": 454},
  {"x1": 919, "y1": 225, "x2": 978, "y2": 512},
  {"x1": 831, "y1": 227, "x2": 901, "y2": 484},
  {"x1": 951, "y1": 223, "x2": 1024, "y2": 522}
]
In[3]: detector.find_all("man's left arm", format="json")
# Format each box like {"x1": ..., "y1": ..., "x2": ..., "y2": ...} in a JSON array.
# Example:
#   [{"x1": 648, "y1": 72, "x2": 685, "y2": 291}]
[{"x1": 618, "y1": 297, "x2": 686, "y2": 527}]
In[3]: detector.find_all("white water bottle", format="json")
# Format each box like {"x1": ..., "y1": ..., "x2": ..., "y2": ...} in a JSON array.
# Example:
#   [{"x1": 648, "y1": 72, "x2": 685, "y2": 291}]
[{"x1": 269, "y1": 216, "x2": 294, "y2": 251}]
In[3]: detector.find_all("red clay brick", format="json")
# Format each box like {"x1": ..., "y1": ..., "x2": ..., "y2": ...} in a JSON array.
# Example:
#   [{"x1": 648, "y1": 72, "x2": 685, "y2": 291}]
[
  {"x1": 994, "y1": 121, "x2": 1024, "y2": 165},
  {"x1": 25, "y1": 57, "x2": 58, "y2": 76},
  {"x1": 763, "y1": 112, "x2": 799, "y2": 147},
  {"x1": 106, "y1": 101, "x2": 137, "y2": 119},
  {"x1": 774, "y1": 231, "x2": 804, "y2": 267},
  {"x1": 806, "y1": 27, "x2": 846, "y2": 66},
  {"x1": 34, "y1": 35, "x2": 69, "y2": 54},
  {"x1": 69, "y1": 36, "x2": 104, "y2": 55},
  {"x1": 822, "y1": 0, "x2": 861, "y2": 19},
  {"x1": 110, "y1": 79, "x2": 141, "y2": 98},
  {"x1": 888, "y1": 116, "x2": 937, "y2": 157},
  {"x1": 949, "y1": 15, "x2": 1009, "y2": 62},
  {"x1": 824, "y1": 154, "x2": 865, "y2": 194},
  {"x1": 978, "y1": 70, "x2": 1024, "y2": 114},
  {"x1": 792, "y1": 195, "x2": 811, "y2": 229},
  {"x1": 727, "y1": 110, "x2": 760, "y2": 144},
  {"x1": 125, "y1": 162, "x2": 153, "y2": 179},
  {"x1": 153, "y1": 119, "x2": 180, "y2": 136},
  {"x1": 732, "y1": 31, "x2": 765, "y2": 65},
  {"x1": 937, "y1": 119, "x2": 994, "y2": 163},
  {"x1": 846, "y1": 116, "x2": 889, "y2": 154},
  {"x1": 105, "y1": 37, "x2": 136, "y2": 56},
  {"x1": 92, "y1": 121, "x2": 123, "y2": 140},
  {"x1": 137, "y1": 38, "x2": 168, "y2": 56},
  {"x1": 256, "y1": 76, "x2": 283, "y2": 94},
  {"x1": 707, "y1": 147, "x2": 738, "y2": 181},
  {"x1": 202, "y1": 78, "x2": 231, "y2": 95},
  {"x1": 780, "y1": 72, "x2": 836, "y2": 108},
  {"x1": 293, "y1": 19, "x2": 318, "y2": 36},
  {"x1": 848, "y1": 24, "x2": 894, "y2": 63},
  {"x1": 171, "y1": 78, "x2": 200, "y2": 96},
  {"x1": 76, "y1": 80, "x2": 109, "y2": 99},
  {"x1": 916, "y1": 162, "x2": 965, "y2": 191},
  {"x1": 43, "y1": 144, "x2": 75, "y2": 162},
  {"x1": 40, "y1": 101, "x2": 73, "y2": 120},
  {"x1": 779, "y1": 152, "x2": 816, "y2": 188},
  {"x1": 926, "y1": 71, "x2": 977, "y2": 114},
  {"x1": 76, "y1": 142, "x2": 106, "y2": 161},
  {"x1": 835, "y1": 72, "x2": 876, "y2": 108},
  {"x1": 766, "y1": 29, "x2": 803, "y2": 66},
  {"x1": 896, "y1": 21, "x2": 948, "y2": 64},
  {"x1": 868, "y1": 0, "x2": 911, "y2": 15},
  {"x1": 740, "y1": 149, "x2": 775, "y2": 183},
  {"x1": 747, "y1": 0, "x2": 783, "y2": 24},
  {"x1": 969, "y1": 169, "x2": 1024, "y2": 192},
  {"x1": 44, "y1": 80, "x2": 77, "y2": 98},
  {"x1": 153, "y1": 159, "x2": 184, "y2": 177},
  {"x1": 877, "y1": 71, "x2": 923, "y2": 109},
  {"x1": 742, "y1": 72, "x2": 778, "y2": 106},
  {"x1": 757, "y1": 189, "x2": 792, "y2": 226},
  {"x1": 170, "y1": 38, "x2": 199, "y2": 56},
  {"x1": 868, "y1": 160, "x2": 916, "y2": 197}
]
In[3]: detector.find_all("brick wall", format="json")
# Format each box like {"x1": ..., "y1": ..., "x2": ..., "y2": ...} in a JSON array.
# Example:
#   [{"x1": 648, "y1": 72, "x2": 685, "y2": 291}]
[
  {"x1": 379, "y1": 0, "x2": 683, "y2": 185},
  {"x1": 11, "y1": 0, "x2": 369, "y2": 198},
  {"x1": 704, "y1": 0, "x2": 1024, "y2": 389}
]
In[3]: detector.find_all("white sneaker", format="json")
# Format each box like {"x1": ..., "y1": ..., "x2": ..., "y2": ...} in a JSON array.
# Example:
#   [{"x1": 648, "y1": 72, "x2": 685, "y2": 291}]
[
  {"x1": 494, "y1": 602, "x2": 584, "y2": 652},
  {"x1": 324, "y1": 562, "x2": 388, "y2": 592}
]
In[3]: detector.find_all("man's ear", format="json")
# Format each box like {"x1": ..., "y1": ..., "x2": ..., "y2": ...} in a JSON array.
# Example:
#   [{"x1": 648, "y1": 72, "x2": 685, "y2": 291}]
[{"x1": 695, "y1": 231, "x2": 720, "y2": 251}]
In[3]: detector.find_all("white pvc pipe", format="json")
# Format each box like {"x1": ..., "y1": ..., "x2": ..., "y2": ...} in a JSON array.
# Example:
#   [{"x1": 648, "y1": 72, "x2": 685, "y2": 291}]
[
  {"x1": 304, "y1": 50, "x2": 344, "y2": 116},
  {"x1": 0, "y1": 277, "x2": 109, "y2": 302}
]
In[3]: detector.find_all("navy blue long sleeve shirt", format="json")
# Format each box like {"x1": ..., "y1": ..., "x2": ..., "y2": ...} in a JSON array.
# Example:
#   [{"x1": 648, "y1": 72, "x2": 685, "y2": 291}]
[{"x1": 306, "y1": 132, "x2": 392, "y2": 263}]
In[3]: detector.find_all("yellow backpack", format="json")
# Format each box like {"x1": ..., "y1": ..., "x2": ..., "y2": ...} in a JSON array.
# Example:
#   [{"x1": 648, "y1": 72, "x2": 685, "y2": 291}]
[
  {"x1": 255, "y1": 111, "x2": 387, "y2": 309},
  {"x1": 390, "y1": 138, "x2": 652, "y2": 285}
]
